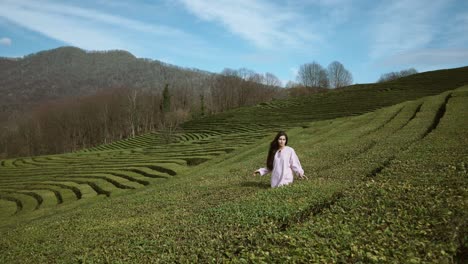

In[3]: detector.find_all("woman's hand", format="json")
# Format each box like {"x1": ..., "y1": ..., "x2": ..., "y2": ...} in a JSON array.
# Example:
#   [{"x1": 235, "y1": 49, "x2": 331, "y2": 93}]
[
  {"x1": 298, "y1": 174, "x2": 308, "y2": 180},
  {"x1": 253, "y1": 170, "x2": 260, "y2": 176}
]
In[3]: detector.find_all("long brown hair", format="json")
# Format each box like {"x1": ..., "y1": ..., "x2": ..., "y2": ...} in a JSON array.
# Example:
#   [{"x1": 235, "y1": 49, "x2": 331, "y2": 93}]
[{"x1": 266, "y1": 131, "x2": 288, "y2": 170}]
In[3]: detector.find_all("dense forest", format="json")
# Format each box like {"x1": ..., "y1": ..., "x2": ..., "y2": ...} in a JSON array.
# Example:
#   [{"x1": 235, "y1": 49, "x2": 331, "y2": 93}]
[{"x1": 0, "y1": 46, "x2": 213, "y2": 117}]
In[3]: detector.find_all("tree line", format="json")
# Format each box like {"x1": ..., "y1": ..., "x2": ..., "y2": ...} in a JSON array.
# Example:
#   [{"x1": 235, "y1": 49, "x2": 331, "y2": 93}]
[
  {"x1": 0, "y1": 70, "x2": 283, "y2": 158},
  {"x1": 291, "y1": 62, "x2": 418, "y2": 86}
]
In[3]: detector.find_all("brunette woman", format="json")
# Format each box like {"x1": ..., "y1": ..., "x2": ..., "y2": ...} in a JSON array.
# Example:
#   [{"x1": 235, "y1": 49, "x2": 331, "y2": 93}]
[{"x1": 253, "y1": 131, "x2": 307, "y2": 187}]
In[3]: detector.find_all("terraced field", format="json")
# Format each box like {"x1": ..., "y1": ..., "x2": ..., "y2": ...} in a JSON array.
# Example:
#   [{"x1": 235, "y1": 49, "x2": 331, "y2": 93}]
[
  {"x1": 0, "y1": 68, "x2": 467, "y2": 262},
  {"x1": 0, "y1": 129, "x2": 274, "y2": 217}
]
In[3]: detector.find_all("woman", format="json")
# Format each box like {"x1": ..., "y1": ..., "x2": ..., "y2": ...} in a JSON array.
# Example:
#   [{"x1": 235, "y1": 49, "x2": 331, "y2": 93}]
[{"x1": 253, "y1": 131, "x2": 307, "y2": 188}]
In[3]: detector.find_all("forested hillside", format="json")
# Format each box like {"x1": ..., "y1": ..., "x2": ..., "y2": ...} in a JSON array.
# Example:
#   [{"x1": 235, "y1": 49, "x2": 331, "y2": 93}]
[
  {"x1": 0, "y1": 46, "x2": 211, "y2": 115},
  {"x1": 0, "y1": 47, "x2": 283, "y2": 158}
]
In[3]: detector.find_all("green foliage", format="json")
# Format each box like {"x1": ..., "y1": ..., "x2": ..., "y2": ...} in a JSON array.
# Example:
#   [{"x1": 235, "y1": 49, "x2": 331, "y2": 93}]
[
  {"x1": 200, "y1": 93, "x2": 205, "y2": 116},
  {"x1": 162, "y1": 84, "x2": 171, "y2": 113}
]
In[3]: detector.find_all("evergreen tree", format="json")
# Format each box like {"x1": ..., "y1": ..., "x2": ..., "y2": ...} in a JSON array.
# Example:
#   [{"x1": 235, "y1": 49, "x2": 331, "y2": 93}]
[
  {"x1": 162, "y1": 84, "x2": 170, "y2": 113},
  {"x1": 200, "y1": 93, "x2": 205, "y2": 116}
]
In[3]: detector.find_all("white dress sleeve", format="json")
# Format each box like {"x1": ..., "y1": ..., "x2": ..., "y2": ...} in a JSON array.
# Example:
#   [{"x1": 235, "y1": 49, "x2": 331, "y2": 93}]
[
  {"x1": 290, "y1": 149, "x2": 304, "y2": 177},
  {"x1": 257, "y1": 167, "x2": 270, "y2": 176}
]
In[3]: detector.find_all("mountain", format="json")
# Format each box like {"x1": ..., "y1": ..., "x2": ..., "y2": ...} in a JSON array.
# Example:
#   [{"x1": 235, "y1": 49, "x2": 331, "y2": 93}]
[{"x1": 0, "y1": 46, "x2": 213, "y2": 118}]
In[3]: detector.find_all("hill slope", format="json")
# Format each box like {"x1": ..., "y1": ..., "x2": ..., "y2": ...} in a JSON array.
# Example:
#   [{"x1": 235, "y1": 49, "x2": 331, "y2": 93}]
[
  {"x1": 0, "y1": 46, "x2": 213, "y2": 116},
  {"x1": 0, "y1": 83, "x2": 467, "y2": 262}
]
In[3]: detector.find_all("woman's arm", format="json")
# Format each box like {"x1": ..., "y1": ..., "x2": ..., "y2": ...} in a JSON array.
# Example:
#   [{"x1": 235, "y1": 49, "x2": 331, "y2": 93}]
[
  {"x1": 253, "y1": 168, "x2": 270, "y2": 176},
  {"x1": 290, "y1": 149, "x2": 305, "y2": 178}
]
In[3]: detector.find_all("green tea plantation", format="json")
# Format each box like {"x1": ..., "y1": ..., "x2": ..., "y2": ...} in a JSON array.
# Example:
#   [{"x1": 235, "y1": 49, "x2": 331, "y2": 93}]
[{"x1": 0, "y1": 67, "x2": 467, "y2": 263}]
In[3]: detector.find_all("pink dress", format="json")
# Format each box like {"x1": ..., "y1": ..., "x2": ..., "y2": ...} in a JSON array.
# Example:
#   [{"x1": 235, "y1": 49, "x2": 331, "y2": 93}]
[{"x1": 257, "y1": 146, "x2": 304, "y2": 188}]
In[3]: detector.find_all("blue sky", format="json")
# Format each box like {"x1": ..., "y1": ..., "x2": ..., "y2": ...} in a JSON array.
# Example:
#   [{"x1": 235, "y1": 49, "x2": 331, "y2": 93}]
[{"x1": 0, "y1": 0, "x2": 467, "y2": 85}]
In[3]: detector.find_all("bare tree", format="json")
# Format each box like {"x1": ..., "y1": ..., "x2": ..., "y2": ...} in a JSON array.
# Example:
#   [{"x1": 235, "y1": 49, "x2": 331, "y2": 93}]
[
  {"x1": 127, "y1": 89, "x2": 138, "y2": 138},
  {"x1": 378, "y1": 68, "x2": 418, "y2": 82},
  {"x1": 400, "y1": 68, "x2": 418, "y2": 76},
  {"x1": 264, "y1": 72, "x2": 282, "y2": 87},
  {"x1": 221, "y1": 68, "x2": 238, "y2": 77},
  {"x1": 247, "y1": 73, "x2": 264, "y2": 84},
  {"x1": 327, "y1": 61, "x2": 353, "y2": 88},
  {"x1": 297, "y1": 62, "x2": 329, "y2": 88},
  {"x1": 237, "y1": 68, "x2": 256, "y2": 80},
  {"x1": 285, "y1": 80, "x2": 299, "y2": 88}
]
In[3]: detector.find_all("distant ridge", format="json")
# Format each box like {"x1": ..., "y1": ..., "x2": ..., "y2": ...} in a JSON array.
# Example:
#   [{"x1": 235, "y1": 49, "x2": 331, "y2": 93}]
[
  {"x1": 339, "y1": 65, "x2": 468, "y2": 91},
  {"x1": 0, "y1": 46, "x2": 213, "y2": 116}
]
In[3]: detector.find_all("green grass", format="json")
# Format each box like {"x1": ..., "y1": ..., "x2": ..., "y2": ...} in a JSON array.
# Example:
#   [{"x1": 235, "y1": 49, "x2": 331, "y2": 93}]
[{"x1": 0, "y1": 67, "x2": 467, "y2": 262}]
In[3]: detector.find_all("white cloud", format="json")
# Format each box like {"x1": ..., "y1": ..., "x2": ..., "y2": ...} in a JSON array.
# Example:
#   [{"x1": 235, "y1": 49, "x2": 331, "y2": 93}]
[
  {"x1": 369, "y1": 0, "x2": 449, "y2": 59},
  {"x1": 0, "y1": 37, "x2": 12, "y2": 46},
  {"x1": 0, "y1": 1, "x2": 126, "y2": 51},
  {"x1": 287, "y1": 67, "x2": 299, "y2": 84},
  {"x1": 369, "y1": 0, "x2": 468, "y2": 72},
  {"x1": 286, "y1": 0, "x2": 356, "y2": 30},
  {"x1": 0, "y1": 0, "x2": 204, "y2": 55},
  {"x1": 178, "y1": 0, "x2": 321, "y2": 50},
  {"x1": 290, "y1": 67, "x2": 299, "y2": 79},
  {"x1": 17, "y1": 0, "x2": 189, "y2": 38}
]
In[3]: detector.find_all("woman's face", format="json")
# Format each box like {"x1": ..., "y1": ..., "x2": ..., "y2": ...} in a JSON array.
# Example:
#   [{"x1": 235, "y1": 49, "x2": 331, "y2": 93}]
[{"x1": 278, "y1": 135, "x2": 287, "y2": 148}]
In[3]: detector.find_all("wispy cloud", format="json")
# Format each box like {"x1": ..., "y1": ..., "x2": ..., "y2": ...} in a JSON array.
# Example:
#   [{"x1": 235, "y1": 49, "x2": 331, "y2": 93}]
[
  {"x1": 0, "y1": 0, "x2": 126, "y2": 50},
  {"x1": 0, "y1": 37, "x2": 12, "y2": 46},
  {"x1": 369, "y1": 0, "x2": 468, "y2": 69},
  {"x1": 300, "y1": 0, "x2": 355, "y2": 25},
  {"x1": 289, "y1": 67, "x2": 299, "y2": 80},
  {"x1": 0, "y1": 0, "x2": 205, "y2": 56},
  {"x1": 369, "y1": 0, "x2": 449, "y2": 59},
  {"x1": 178, "y1": 0, "x2": 321, "y2": 50}
]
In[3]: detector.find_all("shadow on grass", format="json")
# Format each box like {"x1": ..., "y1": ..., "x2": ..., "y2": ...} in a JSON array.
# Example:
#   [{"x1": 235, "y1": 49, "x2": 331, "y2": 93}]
[{"x1": 240, "y1": 181, "x2": 270, "y2": 189}]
